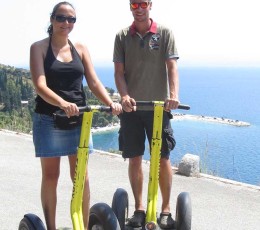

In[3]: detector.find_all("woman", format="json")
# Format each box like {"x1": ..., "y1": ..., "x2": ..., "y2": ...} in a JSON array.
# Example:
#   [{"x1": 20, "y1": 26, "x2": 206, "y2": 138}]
[{"x1": 30, "y1": 2, "x2": 122, "y2": 229}]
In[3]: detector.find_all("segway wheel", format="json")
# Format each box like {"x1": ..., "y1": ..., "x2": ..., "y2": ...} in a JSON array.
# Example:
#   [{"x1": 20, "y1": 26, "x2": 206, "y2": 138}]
[
  {"x1": 175, "y1": 192, "x2": 192, "y2": 230},
  {"x1": 112, "y1": 188, "x2": 129, "y2": 230},
  {"x1": 18, "y1": 214, "x2": 46, "y2": 230},
  {"x1": 89, "y1": 202, "x2": 120, "y2": 230}
]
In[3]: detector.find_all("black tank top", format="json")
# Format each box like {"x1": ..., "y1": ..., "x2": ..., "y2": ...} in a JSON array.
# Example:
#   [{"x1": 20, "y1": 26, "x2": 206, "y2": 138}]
[{"x1": 35, "y1": 38, "x2": 86, "y2": 115}]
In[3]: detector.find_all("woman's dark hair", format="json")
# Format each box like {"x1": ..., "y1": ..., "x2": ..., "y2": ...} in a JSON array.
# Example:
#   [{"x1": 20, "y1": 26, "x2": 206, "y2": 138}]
[{"x1": 47, "y1": 1, "x2": 75, "y2": 36}]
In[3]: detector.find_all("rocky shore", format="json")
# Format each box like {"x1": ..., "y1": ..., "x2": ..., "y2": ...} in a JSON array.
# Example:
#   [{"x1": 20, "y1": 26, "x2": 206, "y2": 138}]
[
  {"x1": 92, "y1": 114, "x2": 250, "y2": 133},
  {"x1": 173, "y1": 113, "x2": 250, "y2": 127},
  {"x1": 2, "y1": 113, "x2": 249, "y2": 137},
  {"x1": 91, "y1": 123, "x2": 120, "y2": 133}
]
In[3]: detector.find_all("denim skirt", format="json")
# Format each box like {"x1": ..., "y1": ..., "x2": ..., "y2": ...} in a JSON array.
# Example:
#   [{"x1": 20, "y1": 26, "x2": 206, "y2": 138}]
[{"x1": 33, "y1": 113, "x2": 93, "y2": 157}]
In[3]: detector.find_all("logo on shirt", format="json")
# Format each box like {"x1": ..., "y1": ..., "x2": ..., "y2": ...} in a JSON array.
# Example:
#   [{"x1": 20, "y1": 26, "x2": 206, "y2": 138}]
[{"x1": 149, "y1": 34, "x2": 161, "y2": 50}]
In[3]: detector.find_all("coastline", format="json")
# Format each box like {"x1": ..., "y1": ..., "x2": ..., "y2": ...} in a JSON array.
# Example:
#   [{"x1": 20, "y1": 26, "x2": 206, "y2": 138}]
[
  {"x1": 91, "y1": 123, "x2": 120, "y2": 133},
  {"x1": 0, "y1": 114, "x2": 249, "y2": 137},
  {"x1": 91, "y1": 114, "x2": 250, "y2": 133},
  {"x1": 173, "y1": 113, "x2": 250, "y2": 127}
]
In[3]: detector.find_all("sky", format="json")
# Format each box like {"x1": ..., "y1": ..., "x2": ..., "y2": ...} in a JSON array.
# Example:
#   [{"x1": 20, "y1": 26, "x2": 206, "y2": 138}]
[{"x1": 1, "y1": 0, "x2": 260, "y2": 68}]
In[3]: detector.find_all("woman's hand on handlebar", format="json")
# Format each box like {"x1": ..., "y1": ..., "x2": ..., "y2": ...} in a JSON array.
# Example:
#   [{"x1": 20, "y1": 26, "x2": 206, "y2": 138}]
[
  {"x1": 164, "y1": 98, "x2": 180, "y2": 111},
  {"x1": 121, "y1": 96, "x2": 136, "y2": 112},
  {"x1": 60, "y1": 101, "x2": 79, "y2": 118},
  {"x1": 110, "y1": 102, "x2": 123, "y2": 115}
]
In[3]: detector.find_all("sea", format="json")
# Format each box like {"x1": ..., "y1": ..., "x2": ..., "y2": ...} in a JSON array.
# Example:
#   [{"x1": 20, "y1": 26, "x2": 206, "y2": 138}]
[{"x1": 90, "y1": 66, "x2": 260, "y2": 186}]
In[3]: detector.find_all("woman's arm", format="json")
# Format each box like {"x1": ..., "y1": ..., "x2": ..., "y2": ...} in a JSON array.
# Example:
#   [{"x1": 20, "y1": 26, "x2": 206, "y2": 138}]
[{"x1": 76, "y1": 42, "x2": 122, "y2": 115}]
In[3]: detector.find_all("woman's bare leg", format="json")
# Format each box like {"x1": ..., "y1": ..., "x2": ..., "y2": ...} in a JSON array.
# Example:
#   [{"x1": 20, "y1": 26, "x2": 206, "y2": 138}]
[{"x1": 40, "y1": 157, "x2": 60, "y2": 230}]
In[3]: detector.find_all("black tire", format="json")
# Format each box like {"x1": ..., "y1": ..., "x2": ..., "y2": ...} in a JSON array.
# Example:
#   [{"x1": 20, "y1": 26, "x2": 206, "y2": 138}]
[
  {"x1": 175, "y1": 192, "x2": 192, "y2": 230},
  {"x1": 18, "y1": 214, "x2": 46, "y2": 230},
  {"x1": 89, "y1": 202, "x2": 121, "y2": 230},
  {"x1": 112, "y1": 188, "x2": 129, "y2": 230}
]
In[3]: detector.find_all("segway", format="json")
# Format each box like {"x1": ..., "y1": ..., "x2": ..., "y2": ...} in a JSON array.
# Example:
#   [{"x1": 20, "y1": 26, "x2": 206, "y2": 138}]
[
  {"x1": 18, "y1": 105, "x2": 120, "y2": 230},
  {"x1": 111, "y1": 101, "x2": 192, "y2": 230}
]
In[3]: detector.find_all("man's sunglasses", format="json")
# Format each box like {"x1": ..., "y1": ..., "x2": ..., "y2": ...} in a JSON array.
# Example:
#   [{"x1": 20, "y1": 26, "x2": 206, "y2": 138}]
[
  {"x1": 53, "y1": 15, "x2": 76, "y2": 24},
  {"x1": 130, "y1": 2, "x2": 150, "y2": 10}
]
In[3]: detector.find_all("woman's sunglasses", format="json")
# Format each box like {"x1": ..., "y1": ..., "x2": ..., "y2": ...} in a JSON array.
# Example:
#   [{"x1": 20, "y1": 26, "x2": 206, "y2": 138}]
[
  {"x1": 130, "y1": 2, "x2": 150, "y2": 10},
  {"x1": 53, "y1": 15, "x2": 76, "y2": 24}
]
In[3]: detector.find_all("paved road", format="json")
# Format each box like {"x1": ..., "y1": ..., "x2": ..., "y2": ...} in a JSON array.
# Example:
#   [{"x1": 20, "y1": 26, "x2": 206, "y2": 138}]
[{"x1": 1, "y1": 130, "x2": 260, "y2": 230}]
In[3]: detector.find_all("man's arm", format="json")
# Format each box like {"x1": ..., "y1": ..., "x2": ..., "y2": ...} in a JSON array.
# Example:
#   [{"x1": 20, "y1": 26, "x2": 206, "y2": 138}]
[
  {"x1": 114, "y1": 62, "x2": 136, "y2": 112},
  {"x1": 165, "y1": 58, "x2": 180, "y2": 110}
]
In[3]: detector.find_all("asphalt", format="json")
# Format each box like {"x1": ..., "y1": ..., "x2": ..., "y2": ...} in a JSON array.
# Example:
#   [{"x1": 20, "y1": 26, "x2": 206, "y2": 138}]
[{"x1": 0, "y1": 129, "x2": 260, "y2": 230}]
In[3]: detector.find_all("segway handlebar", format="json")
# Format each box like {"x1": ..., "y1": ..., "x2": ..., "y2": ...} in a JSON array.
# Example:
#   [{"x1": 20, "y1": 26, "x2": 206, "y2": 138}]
[
  {"x1": 53, "y1": 105, "x2": 111, "y2": 117},
  {"x1": 78, "y1": 105, "x2": 112, "y2": 112},
  {"x1": 135, "y1": 101, "x2": 190, "y2": 110}
]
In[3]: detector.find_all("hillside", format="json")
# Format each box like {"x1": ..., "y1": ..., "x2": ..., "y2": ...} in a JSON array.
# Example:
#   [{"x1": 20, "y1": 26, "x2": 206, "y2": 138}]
[{"x1": 0, "y1": 63, "x2": 119, "y2": 133}]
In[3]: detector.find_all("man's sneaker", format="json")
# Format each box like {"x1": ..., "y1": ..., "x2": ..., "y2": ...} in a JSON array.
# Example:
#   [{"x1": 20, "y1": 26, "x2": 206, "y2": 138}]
[
  {"x1": 128, "y1": 210, "x2": 146, "y2": 227},
  {"x1": 158, "y1": 212, "x2": 175, "y2": 229}
]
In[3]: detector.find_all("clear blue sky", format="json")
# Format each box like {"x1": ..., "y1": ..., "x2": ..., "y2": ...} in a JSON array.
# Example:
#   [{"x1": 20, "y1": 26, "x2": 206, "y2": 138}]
[{"x1": 1, "y1": 0, "x2": 260, "y2": 68}]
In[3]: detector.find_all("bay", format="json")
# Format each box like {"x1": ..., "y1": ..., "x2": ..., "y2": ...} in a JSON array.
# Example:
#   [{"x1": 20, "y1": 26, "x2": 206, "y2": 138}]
[{"x1": 92, "y1": 66, "x2": 260, "y2": 186}]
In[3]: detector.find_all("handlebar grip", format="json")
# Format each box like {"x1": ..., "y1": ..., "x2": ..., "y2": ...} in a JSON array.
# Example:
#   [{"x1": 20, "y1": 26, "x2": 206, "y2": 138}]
[
  {"x1": 53, "y1": 105, "x2": 112, "y2": 117},
  {"x1": 135, "y1": 101, "x2": 190, "y2": 110},
  {"x1": 177, "y1": 104, "x2": 190, "y2": 110},
  {"x1": 78, "y1": 105, "x2": 111, "y2": 112}
]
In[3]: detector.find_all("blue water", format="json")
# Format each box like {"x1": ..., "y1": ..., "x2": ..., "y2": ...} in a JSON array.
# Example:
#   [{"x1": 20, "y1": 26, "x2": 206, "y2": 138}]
[{"x1": 91, "y1": 66, "x2": 260, "y2": 186}]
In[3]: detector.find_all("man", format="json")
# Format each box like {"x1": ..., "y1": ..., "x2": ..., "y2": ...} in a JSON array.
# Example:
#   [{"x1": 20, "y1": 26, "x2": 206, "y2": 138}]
[{"x1": 113, "y1": 0, "x2": 180, "y2": 228}]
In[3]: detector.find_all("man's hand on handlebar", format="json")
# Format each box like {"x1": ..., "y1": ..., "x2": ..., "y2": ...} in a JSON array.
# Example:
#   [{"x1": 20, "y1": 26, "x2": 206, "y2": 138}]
[
  {"x1": 164, "y1": 98, "x2": 180, "y2": 111},
  {"x1": 121, "y1": 96, "x2": 136, "y2": 112}
]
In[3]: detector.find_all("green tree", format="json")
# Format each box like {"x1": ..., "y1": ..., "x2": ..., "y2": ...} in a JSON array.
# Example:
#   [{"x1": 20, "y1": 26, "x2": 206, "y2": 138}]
[{"x1": 0, "y1": 63, "x2": 120, "y2": 133}]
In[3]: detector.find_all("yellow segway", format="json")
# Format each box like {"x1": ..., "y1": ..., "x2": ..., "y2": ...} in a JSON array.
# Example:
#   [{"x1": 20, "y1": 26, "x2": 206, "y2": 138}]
[
  {"x1": 111, "y1": 101, "x2": 191, "y2": 230},
  {"x1": 71, "y1": 105, "x2": 120, "y2": 230},
  {"x1": 19, "y1": 105, "x2": 120, "y2": 230}
]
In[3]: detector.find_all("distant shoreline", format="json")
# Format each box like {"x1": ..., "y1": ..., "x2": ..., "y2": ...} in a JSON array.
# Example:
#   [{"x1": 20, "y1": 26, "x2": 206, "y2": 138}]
[
  {"x1": 91, "y1": 123, "x2": 120, "y2": 133},
  {"x1": 1, "y1": 114, "x2": 250, "y2": 137},
  {"x1": 173, "y1": 113, "x2": 250, "y2": 127},
  {"x1": 91, "y1": 114, "x2": 250, "y2": 134}
]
